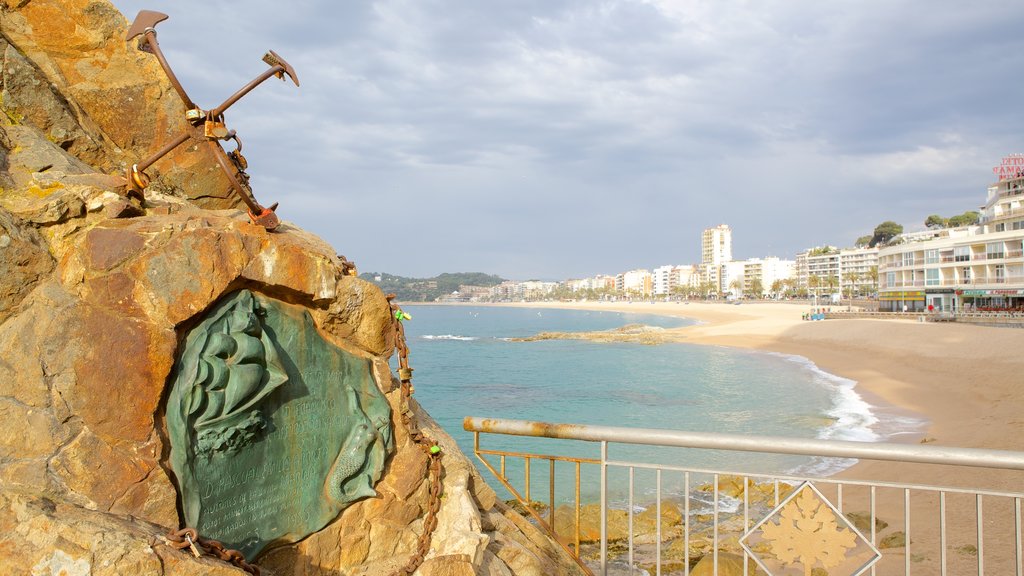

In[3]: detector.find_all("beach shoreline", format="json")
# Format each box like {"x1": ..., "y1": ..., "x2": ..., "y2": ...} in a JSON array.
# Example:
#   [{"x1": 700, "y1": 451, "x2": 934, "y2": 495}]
[
  {"x1": 409, "y1": 300, "x2": 1024, "y2": 573},
  {"x1": 419, "y1": 300, "x2": 1024, "y2": 489}
]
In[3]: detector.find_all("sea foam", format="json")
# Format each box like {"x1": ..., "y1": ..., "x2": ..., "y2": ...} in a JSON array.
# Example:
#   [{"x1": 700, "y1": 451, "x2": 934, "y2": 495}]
[
  {"x1": 767, "y1": 352, "x2": 926, "y2": 477},
  {"x1": 421, "y1": 334, "x2": 478, "y2": 341}
]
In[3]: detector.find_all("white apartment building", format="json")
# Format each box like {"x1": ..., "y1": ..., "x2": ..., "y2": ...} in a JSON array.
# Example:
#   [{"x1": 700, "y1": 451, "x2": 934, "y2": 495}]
[
  {"x1": 751, "y1": 257, "x2": 796, "y2": 297},
  {"x1": 621, "y1": 269, "x2": 652, "y2": 297},
  {"x1": 567, "y1": 275, "x2": 616, "y2": 294},
  {"x1": 652, "y1": 265, "x2": 698, "y2": 296},
  {"x1": 877, "y1": 170, "x2": 1024, "y2": 312},
  {"x1": 795, "y1": 246, "x2": 878, "y2": 298},
  {"x1": 721, "y1": 260, "x2": 747, "y2": 297},
  {"x1": 721, "y1": 257, "x2": 796, "y2": 298},
  {"x1": 701, "y1": 224, "x2": 733, "y2": 293}
]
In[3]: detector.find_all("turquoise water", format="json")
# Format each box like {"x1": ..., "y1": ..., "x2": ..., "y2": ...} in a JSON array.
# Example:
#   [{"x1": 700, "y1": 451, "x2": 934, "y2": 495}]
[{"x1": 400, "y1": 305, "x2": 912, "y2": 505}]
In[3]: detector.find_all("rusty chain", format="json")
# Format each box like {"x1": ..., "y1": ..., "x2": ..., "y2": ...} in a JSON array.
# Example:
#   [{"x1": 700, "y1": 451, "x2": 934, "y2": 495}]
[
  {"x1": 165, "y1": 527, "x2": 260, "y2": 575},
  {"x1": 387, "y1": 294, "x2": 445, "y2": 576}
]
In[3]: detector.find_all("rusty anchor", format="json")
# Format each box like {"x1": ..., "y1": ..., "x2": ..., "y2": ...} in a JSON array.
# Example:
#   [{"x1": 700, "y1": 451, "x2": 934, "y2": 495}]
[{"x1": 125, "y1": 10, "x2": 299, "y2": 231}]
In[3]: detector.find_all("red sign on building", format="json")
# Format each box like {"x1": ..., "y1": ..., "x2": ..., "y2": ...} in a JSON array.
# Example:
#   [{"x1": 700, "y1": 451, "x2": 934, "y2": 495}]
[{"x1": 993, "y1": 154, "x2": 1024, "y2": 181}]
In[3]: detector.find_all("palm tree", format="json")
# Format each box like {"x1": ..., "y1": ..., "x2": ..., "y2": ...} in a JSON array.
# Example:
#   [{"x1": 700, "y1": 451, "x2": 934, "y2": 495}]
[
  {"x1": 807, "y1": 275, "x2": 821, "y2": 303},
  {"x1": 729, "y1": 278, "x2": 743, "y2": 299}
]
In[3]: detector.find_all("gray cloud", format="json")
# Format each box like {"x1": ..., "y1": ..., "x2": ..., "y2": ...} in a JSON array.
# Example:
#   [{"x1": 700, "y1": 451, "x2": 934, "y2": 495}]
[{"x1": 110, "y1": 0, "x2": 1024, "y2": 278}]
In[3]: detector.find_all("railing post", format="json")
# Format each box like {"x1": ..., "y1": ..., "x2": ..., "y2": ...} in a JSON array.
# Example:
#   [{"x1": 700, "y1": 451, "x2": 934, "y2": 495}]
[{"x1": 601, "y1": 440, "x2": 608, "y2": 576}]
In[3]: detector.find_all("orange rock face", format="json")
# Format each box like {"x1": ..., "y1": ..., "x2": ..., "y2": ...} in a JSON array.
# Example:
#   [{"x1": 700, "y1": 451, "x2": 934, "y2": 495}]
[{"x1": 0, "y1": 0, "x2": 242, "y2": 209}]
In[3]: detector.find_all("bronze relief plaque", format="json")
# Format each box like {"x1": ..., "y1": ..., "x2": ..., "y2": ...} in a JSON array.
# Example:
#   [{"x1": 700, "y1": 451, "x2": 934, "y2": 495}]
[{"x1": 166, "y1": 290, "x2": 393, "y2": 558}]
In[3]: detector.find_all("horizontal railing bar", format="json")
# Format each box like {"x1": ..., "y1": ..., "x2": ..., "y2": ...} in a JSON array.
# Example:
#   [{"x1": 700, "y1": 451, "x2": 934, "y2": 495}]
[
  {"x1": 476, "y1": 441, "x2": 1024, "y2": 498},
  {"x1": 465, "y1": 416, "x2": 1024, "y2": 471},
  {"x1": 599, "y1": 458, "x2": 1024, "y2": 498},
  {"x1": 476, "y1": 448, "x2": 601, "y2": 465}
]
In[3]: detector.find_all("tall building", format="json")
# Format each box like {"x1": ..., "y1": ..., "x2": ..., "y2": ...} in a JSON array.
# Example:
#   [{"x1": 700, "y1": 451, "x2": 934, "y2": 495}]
[
  {"x1": 701, "y1": 224, "x2": 732, "y2": 293},
  {"x1": 877, "y1": 165, "x2": 1024, "y2": 312}
]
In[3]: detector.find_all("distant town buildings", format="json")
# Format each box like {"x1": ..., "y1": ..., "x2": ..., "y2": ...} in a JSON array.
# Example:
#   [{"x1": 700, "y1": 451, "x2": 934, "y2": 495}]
[
  {"x1": 432, "y1": 159, "x2": 1022, "y2": 306},
  {"x1": 877, "y1": 171, "x2": 1024, "y2": 312}
]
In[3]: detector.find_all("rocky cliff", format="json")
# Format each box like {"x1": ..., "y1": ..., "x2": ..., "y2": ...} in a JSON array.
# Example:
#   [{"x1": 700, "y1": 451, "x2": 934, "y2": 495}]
[{"x1": 0, "y1": 2, "x2": 583, "y2": 575}]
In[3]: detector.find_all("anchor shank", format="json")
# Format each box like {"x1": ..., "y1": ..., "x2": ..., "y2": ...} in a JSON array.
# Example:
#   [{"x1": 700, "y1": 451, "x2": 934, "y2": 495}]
[
  {"x1": 207, "y1": 140, "x2": 264, "y2": 214},
  {"x1": 209, "y1": 66, "x2": 284, "y2": 118},
  {"x1": 144, "y1": 29, "x2": 197, "y2": 110}
]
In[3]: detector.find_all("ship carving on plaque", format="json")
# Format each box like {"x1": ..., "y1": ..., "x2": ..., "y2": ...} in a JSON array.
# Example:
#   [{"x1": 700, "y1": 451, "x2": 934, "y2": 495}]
[{"x1": 166, "y1": 290, "x2": 393, "y2": 558}]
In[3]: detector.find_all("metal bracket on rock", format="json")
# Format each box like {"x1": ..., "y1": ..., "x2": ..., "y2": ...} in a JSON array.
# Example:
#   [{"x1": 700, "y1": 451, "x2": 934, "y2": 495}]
[{"x1": 124, "y1": 10, "x2": 299, "y2": 231}]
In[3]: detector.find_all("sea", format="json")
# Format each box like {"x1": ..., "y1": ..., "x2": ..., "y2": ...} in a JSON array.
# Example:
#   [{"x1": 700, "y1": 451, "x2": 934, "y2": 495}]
[{"x1": 398, "y1": 304, "x2": 923, "y2": 507}]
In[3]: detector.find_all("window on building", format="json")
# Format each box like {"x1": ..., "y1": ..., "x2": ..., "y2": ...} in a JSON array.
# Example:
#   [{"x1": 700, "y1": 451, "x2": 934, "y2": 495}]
[
  {"x1": 995, "y1": 265, "x2": 1005, "y2": 283},
  {"x1": 954, "y1": 246, "x2": 970, "y2": 262},
  {"x1": 902, "y1": 252, "x2": 915, "y2": 266},
  {"x1": 1012, "y1": 220, "x2": 1024, "y2": 231},
  {"x1": 886, "y1": 272, "x2": 896, "y2": 288},
  {"x1": 987, "y1": 242, "x2": 1005, "y2": 260},
  {"x1": 925, "y1": 250, "x2": 939, "y2": 264},
  {"x1": 925, "y1": 269, "x2": 939, "y2": 286},
  {"x1": 995, "y1": 223, "x2": 1006, "y2": 232},
  {"x1": 962, "y1": 267, "x2": 972, "y2": 283}
]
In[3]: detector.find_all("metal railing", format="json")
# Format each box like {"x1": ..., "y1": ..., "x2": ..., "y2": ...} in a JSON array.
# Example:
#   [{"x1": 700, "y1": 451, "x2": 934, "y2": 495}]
[{"x1": 465, "y1": 417, "x2": 1024, "y2": 576}]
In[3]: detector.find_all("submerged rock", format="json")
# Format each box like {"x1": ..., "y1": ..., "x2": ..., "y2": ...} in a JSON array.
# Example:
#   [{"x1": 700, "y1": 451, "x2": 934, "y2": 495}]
[{"x1": 512, "y1": 323, "x2": 670, "y2": 345}]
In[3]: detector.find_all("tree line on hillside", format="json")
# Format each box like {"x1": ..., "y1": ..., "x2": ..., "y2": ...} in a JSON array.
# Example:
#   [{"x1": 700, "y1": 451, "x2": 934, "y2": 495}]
[
  {"x1": 854, "y1": 211, "x2": 980, "y2": 248},
  {"x1": 360, "y1": 272, "x2": 505, "y2": 302}
]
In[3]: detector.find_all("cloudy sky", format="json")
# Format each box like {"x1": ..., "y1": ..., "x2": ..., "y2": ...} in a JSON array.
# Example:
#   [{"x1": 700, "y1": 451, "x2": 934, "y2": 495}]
[{"x1": 109, "y1": 0, "x2": 1024, "y2": 280}]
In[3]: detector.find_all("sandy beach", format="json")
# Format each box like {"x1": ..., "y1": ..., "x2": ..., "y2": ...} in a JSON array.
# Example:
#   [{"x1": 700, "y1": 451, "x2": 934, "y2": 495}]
[{"x1": 490, "y1": 300, "x2": 1024, "y2": 573}]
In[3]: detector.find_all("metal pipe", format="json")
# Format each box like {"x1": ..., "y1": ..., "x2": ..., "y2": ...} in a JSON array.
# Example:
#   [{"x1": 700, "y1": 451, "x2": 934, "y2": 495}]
[
  {"x1": 684, "y1": 471, "x2": 690, "y2": 576},
  {"x1": 525, "y1": 457, "x2": 531, "y2": 503},
  {"x1": 871, "y1": 486, "x2": 877, "y2": 576},
  {"x1": 905, "y1": 488, "x2": 911, "y2": 575},
  {"x1": 601, "y1": 441, "x2": 608, "y2": 576},
  {"x1": 940, "y1": 491, "x2": 947, "y2": 576},
  {"x1": 464, "y1": 417, "x2": 1024, "y2": 470},
  {"x1": 656, "y1": 469, "x2": 662, "y2": 576},
  {"x1": 1016, "y1": 497, "x2": 1021, "y2": 576},
  {"x1": 575, "y1": 462, "x2": 581, "y2": 557},
  {"x1": 549, "y1": 459, "x2": 555, "y2": 534},
  {"x1": 713, "y1": 473, "x2": 719, "y2": 576},
  {"x1": 628, "y1": 467, "x2": 634, "y2": 575},
  {"x1": 979, "y1": 494, "x2": 985, "y2": 575}
]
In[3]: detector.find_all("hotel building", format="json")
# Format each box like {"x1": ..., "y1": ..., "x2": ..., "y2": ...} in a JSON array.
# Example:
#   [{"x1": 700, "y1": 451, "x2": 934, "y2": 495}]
[
  {"x1": 701, "y1": 224, "x2": 733, "y2": 294},
  {"x1": 877, "y1": 169, "x2": 1024, "y2": 312}
]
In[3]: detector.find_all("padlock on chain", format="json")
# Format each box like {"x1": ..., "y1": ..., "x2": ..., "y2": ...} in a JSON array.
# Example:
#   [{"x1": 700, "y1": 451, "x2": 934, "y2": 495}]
[{"x1": 204, "y1": 116, "x2": 229, "y2": 139}]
